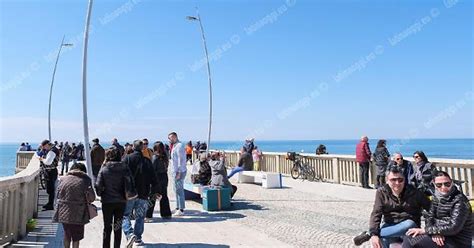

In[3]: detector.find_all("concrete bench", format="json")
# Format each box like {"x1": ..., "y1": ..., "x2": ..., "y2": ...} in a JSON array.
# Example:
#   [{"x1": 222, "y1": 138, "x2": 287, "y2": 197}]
[
  {"x1": 237, "y1": 171, "x2": 283, "y2": 189},
  {"x1": 184, "y1": 182, "x2": 205, "y2": 200}
]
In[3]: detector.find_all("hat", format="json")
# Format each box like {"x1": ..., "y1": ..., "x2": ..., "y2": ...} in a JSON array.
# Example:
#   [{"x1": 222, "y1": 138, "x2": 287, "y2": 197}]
[
  {"x1": 92, "y1": 138, "x2": 99, "y2": 143},
  {"x1": 41, "y1": 140, "x2": 50, "y2": 146}
]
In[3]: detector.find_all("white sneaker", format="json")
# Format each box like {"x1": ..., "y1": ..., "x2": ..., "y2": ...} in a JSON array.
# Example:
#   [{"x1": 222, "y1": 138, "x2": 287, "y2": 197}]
[
  {"x1": 126, "y1": 234, "x2": 136, "y2": 248},
  {"x1": 134, "y1": 240, "x2": 145, "y2": 247},
  {"x1": 173, "y1": 210, "x2": 184, "y2": 216}
]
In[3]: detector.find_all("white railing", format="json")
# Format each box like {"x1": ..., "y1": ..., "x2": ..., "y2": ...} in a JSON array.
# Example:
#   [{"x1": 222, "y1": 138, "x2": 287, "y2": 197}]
[
  {"x1": 220, "y1": 150, "x2": 474, "y2": 198},
  {"x1": 0, "y1": 151, "x2": 39, "y2": 245}
]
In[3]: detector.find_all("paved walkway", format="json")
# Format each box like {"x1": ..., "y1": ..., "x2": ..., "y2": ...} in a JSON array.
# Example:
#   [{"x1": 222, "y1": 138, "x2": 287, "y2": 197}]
[{"x1": 10, "y1": 174, "x2": 376, "y2": 248}]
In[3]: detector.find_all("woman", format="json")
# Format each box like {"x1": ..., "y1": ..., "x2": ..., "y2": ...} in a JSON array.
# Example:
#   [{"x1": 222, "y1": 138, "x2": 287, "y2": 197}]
[
  {"x1": 146, "y1": 141, "x2": 171, "y2": 220},
  {"x1": 53, "y1": 163, "x2": 95, "y2": 248},
  {"x1": 252, "y1": 146, "x2": 263, "y2": 171},
  {"x1": 412, "y1": 151, "x2": 436, "y2": 195},
  {"x1": 372, "y1": 139, "x2": 390, "y2": 188},
  {"x1": 95, "y1": 147, "x2": 130, "y2": 248},
  {"x1": 210, "y1": 152, "x2": 237, "y2": 198}
]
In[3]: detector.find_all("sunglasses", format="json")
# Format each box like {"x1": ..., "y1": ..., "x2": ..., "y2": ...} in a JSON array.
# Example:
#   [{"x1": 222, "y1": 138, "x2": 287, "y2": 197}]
[
  {"x1": 434, "y1": 182, "x2": 452, "y2": 188},
  {"x1": 389, "y1": 177, "x2": 404, "y2": 183},
  {"x1": 395, "y1": 158, "x2": 402, "y2": 161},
  {"x1": 143, "y1": 143, "x2": 148, "y2": 145},
  {"x1": 413, "y1": 155, "x2": 420, "y2": 159}
]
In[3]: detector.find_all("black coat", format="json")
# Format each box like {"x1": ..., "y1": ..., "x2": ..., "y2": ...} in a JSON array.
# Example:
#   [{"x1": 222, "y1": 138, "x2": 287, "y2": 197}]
[
  {"x1": 95, "y1": 161, "x2": 130, "y2": 203},
  {"x1": 425, "y1": 188, "x2": 473, "y2": 247},
  {"x1": 123, "y1": 150, "x2": 159, "y2": 199}
]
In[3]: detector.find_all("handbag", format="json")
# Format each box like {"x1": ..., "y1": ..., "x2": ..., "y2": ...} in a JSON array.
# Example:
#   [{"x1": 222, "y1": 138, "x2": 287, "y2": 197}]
[{"x1": 85, "y1": 189, "x2": 98, "y2": 219}]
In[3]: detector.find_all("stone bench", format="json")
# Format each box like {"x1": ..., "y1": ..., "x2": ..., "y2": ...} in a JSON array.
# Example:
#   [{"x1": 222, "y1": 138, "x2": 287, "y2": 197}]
[{"x1": 237, "y1": 171, "x2": 283, "y2": 189}]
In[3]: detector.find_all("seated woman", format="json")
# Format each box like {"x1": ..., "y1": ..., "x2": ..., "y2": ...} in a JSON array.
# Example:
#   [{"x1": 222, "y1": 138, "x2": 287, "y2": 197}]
[
  {"x1": 191, "y1": 153, "x2": 212, "y2": 185},
  {"x1": 403, "y1": 171, "x2": 473, "y2": 248},
  {"x1": 411, "y1": 151, "x2": 436, "y2": 195},
  {"x1": 209, "y1": 152, "x2": 237, "y2": 198}
]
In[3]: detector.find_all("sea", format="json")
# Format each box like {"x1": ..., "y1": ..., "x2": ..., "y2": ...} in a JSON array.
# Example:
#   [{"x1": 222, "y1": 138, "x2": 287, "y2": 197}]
[{"x1": 1, "y1": 139, "x2": 473, "y2": 177}]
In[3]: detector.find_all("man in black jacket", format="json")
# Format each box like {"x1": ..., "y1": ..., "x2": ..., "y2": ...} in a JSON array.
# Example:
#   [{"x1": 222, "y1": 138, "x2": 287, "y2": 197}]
[
  {"x1": 121, "y1": 140, "x2": 160, "y2": 248},
  {"x1": 353, "y1": 166, "x2": 431, "y2": 247},
  {"x1": 90, "y1": 138, "x2": 105, "y2": 184},
  {"x1": 402, "y1": 171, "x2": 473, "y2": 248}
]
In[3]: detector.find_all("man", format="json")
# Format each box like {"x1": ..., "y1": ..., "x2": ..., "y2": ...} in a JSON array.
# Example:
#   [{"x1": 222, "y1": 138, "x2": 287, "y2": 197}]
[
  {"x1": 356, "y1": 136, "x2": 372, "y2": 189},
  {"x1": 353, "y1": 166, "x2": 431, "y2": 247},
  {"x1": 227, "y1": 146, "x2": 254, "y2": 179},
  {"x1": 387, "y1": 153, "x2": 414, "y2": 187},
  {"x1": 403, "y1": 171, "x2": 473, "y2": 248},
  {"x1": 141, "y1": 138, "x2": 153, "y2": 161},
  {"x1": 112, "y1": 138, "x2": 125, "y2": 157},
  {"x1": 60, "y1": 141, "x2": 71, "y2": 175},
  {"x1": 168, "y1": 132, "x2": 187, "y2": 216},
  {"x1": 90, "y1": 138, "x2": 105, "y2": 184},
  {"x1": 122, "y1": 140, "x2": 159, "y2": 247},
  {"x1": 37, "y1": 140, "x2": 60, "y2": 210}
]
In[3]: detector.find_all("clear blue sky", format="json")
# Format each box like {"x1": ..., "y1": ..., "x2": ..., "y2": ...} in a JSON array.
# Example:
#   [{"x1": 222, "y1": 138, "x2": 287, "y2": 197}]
[{"x1": 1, "y1": 0, "x2": 472, "y2": 143}]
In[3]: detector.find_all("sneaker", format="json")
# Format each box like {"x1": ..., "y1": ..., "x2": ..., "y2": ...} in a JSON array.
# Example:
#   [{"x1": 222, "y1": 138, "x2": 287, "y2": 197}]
[
  {"x1": 144, "y1": 218, "x2": 152, "y2": 223},
  {"x1": 353, "y1": 231, "x2": 371, "y2": 246},
  {"x1": 134, "y1": 240, "x2": 145, "y2": 247},
  {"x1": 173, "y1": 210, "x2": 184, "y2": 217},
  {"x1": 126, "y1": 234, "x2": 137, "y2": 248}
]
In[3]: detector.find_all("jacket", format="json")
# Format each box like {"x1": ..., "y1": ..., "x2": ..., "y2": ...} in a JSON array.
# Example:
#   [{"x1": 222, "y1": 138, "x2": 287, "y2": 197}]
[
  {"x1": 91, "y1": 143, "x2": 105, "y2": 175},
  {"x1": 373, "y1": 147, "x2": 390, "y2": 166},
  {"x1": 53, "y1": 170, "x2": 95, "y2": 224},
  {"x1": 425, "y1": 188, "x2": 473, "y2": 247},
  {"x1": 356, "y1": 141, "x2": 371, "y2": 163},
  {"x1": 95, "y1": 161, "x2": 129, "y2": 203},
  {"x1": 123, "y1": 150, "x2": 159, "y2": 199},
  {"x1": 369, "y1": 184, "x2": 431, "y2": 236},
  {"x1": 169, "y1": 141, "x2": 187, "y2": 173},
  {"x1": 237, "y1": 152, "x2": 253, "y2": 171},
  {"x1": 210, "y1": 158, "x2": 232, "y2": 188}
]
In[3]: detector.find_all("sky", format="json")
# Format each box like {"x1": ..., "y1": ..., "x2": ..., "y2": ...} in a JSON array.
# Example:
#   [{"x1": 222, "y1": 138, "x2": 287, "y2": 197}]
[{"x1": 0, "y1": 0, "x2": 473, "y2": 143}]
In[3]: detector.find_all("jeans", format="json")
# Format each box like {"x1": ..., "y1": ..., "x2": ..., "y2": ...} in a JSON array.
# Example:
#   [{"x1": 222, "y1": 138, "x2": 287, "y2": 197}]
[
  {"x1": 61, "y1": 160, "x2": 69, "y2": 174},
  {"x1": 102, "y1": 202, "x2": 126, "y2": 248},
  {"x1": 174, "y1": 171, "x2": 186, "y2": 210},
  {"x1": 122, "y1": 198, "x2": 148, "y2": 241},
  {"x1": 380, "y1": 219, "x2": 417, "y2": 248},
  {"x1": 359, "y1": 162, "x2": 370, "y2": 187},
  {"x1": 227, "y1": 166, "x2": 244, "y2": 179}
]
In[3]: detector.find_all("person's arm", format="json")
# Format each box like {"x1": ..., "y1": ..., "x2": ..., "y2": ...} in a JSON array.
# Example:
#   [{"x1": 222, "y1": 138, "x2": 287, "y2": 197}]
[
  {"x1": 369, "y1": 190, "x2": 384, "y2": 236},
  {"x1": 425, "y1": 199, "x2": 470, "y2": 236},
  {"x1": 42, "y1": 150, "x2": 56, "y2": 166},
  {"x1": 95, "y1": 168, "x2": 105, "y2": 196},
  {"x1": 178, "y1": 144, "x2": 186, "y2": 171},
  {"x1": 365, "y1": 143, "x2": 372, "y2": 159}
]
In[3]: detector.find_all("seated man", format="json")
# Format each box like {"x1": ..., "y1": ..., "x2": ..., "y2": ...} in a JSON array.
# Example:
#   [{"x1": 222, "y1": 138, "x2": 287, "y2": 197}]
[
  {"x1": 227, "y1": 147, "x2": 253, "y2": 179},
  {"x1": 353, "y1": 166, "x2": 431, "y2": 248},
  {"x1": 387, "y1": 153, "x2": 415, "y2": 187},
  {"x1": 402, "y1": 171, "x2": 473, "y2": 248},
  {"x1": 209, "y1": 152, "x2": 237, "y2": 198}
]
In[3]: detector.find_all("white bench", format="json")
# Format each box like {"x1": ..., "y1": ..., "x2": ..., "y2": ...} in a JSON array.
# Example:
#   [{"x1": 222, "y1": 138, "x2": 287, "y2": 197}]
[{"x1": 237, "y1": 171, "x2": 283, "y2": 189}]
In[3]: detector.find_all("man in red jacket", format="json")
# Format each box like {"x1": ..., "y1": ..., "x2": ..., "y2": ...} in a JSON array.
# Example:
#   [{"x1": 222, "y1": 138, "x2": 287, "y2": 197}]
[{"x1": 356, "y1": 136, "x2": 372, "y2": 189}]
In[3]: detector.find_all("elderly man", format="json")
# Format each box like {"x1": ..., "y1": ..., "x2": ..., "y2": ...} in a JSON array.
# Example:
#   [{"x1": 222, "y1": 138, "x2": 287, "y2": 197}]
[
  {"x1": 402, "y1": 171, "x2": 473, "y2": 248},
  {"x1": 353, "y1": 166, "x2": 431, "y2": 247},
  {"x1": 356, "y1": 136, "x2": 372, "y2": 189},
  {"x1": 387, "y1": 153, "x2": 415, "y2": 187},
  {"x1": 37, "y1": 140, "x2": 60, "y2": 210}
]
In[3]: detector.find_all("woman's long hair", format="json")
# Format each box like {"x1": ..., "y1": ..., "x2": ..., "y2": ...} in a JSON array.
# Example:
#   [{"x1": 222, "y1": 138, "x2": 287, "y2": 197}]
[
  {"x1": 413, "y1": 150, "x2": 429, "y2": 163},
  {"x1": 153, "y1": 141, "x2": 167, "y2": 158}
]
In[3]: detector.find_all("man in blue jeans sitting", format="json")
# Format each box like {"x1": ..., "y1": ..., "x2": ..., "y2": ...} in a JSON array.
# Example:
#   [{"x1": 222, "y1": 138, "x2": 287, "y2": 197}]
[
  {"x1": 353, "y1": 166, "x2": 431, "y2": 247},
  {"x1": 227, "y1": 146, "x2": 254, "y2": 179}
]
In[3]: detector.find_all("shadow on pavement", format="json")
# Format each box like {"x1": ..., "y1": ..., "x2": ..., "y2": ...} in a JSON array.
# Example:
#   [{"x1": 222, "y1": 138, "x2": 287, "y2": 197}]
[{"x1": 143, "y1": 243, "x2": 229, "y2": 248}]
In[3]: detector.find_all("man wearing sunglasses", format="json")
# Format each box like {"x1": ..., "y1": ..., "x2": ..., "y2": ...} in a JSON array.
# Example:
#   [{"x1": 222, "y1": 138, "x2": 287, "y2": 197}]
[
  {"x1": 387, "y1": 153, "x2": 415, "y2": 187},
  {"x1": 402, "y1": 171, "x2": 473, "y2": 248},
  {"x1": 354, "y1": 166, "x2": 430, "y2": 247}
]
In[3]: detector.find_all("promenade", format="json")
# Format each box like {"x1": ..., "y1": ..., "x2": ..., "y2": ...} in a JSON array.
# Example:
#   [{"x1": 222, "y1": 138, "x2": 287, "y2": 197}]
[{"x1": 10, "y1": 174, "x2": 375, "y2": 248}]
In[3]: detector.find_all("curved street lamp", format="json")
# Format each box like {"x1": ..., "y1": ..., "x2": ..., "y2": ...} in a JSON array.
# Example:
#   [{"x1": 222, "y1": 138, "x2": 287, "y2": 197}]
[
  {"x1": 187, "y1": 8, "x2": 213, "y2": 156},
  {"x1": 81, "y1": 0, "x2": 94, "y2": 178},
  {"x1": 48, "y1": 35, "x2": 73, "y2": 141}
]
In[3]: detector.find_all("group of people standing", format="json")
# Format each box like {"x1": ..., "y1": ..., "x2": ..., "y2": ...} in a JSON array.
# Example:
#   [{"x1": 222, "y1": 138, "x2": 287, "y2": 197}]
[
  {"x1": 36, "y1": 132, "x2": 192, "y2": 248},
  {"x1": 354, "y1": 136, "x2": 473, "y2": 247}
]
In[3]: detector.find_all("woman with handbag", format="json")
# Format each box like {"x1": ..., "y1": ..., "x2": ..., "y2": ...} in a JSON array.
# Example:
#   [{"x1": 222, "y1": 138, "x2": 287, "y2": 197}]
[
  {"x1": 95, "y1": 146, "x2": 131, "y2": 248},
  {"x1": 53, "y1": 162, "x2": 95, "y2": 248}
]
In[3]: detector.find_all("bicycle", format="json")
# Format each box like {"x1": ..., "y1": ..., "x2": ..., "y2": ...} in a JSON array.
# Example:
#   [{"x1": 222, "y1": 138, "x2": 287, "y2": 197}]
[
  {"x1": 39, "y1": 162, "x2": 48, "y2": 190},
  {"x1": 286, "y1": 152, "x2": 321, "y2": 182}
]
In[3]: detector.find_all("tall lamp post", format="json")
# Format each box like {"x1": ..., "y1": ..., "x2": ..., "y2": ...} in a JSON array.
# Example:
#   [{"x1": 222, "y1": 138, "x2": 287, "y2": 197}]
[
  {"x1": 48, "y1": 35, "x2": 73, "y2": 141},
  {"x1": 81, "y1": 0, "x2": 94, "y2": 177},
  {"x1": 187, "y1": 8, "x2": 213, "y2": 156}
]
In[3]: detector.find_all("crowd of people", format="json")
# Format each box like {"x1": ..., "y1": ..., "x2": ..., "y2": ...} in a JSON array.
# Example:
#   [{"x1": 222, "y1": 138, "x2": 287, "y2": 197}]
[
  {"x1": 354, "y1": 136, "x2": 473, "y2": 248},
  {"x1": 34, "y1": 134, "x2": 263, "y2": 248}
]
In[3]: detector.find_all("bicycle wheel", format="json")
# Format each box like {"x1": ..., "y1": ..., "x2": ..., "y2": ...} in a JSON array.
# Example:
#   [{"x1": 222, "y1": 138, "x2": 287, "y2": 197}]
[
  {"x1": 40, "y1": 172, "x2": 47, "y2": 190},
  {"x1": 291, "y1": 164, "x2": 300, "y2": 179}
]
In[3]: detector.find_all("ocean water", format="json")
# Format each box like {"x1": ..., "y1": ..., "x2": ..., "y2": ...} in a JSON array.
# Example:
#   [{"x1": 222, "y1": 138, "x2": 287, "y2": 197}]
[{"x1": 1, "y1": 139, "x2": 473, "y2": 177}]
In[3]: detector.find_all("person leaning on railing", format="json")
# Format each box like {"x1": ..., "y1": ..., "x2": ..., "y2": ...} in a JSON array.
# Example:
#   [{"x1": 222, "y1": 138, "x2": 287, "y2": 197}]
[
  {"x1": 402, "y1": 171, "x2": 473, "y2": 248},
  {"x1": 353, "y1": 166, "x2": 431, "y2": 248},
  {"x1": 37, "y1": 139, "x2": 60, "y2": 211}
]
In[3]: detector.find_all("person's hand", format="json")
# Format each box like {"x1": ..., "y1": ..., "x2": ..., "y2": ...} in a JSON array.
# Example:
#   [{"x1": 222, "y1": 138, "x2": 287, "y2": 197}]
[
  {"x1": 153, "y1": 193, "x2": 162, "y2": 201},
  {"x1": 432, "y1": 235, "x2": 444, "y2": 246},
  {"x1": 370, "y1": 235, "x2": 382, "y2": 248},
  {"x1": 406, "y1": 228, "x2": 425, "y2": 237},
  {"x1": 175, "y1": 172, "x2": 181, "y2": 180}
]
